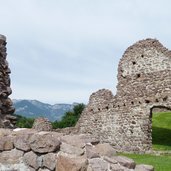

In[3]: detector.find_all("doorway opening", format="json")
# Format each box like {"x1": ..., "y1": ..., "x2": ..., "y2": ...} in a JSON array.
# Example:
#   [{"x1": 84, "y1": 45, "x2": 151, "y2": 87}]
[{"x1": 150, "y1": 106, "x2": 171, "y2": 151}]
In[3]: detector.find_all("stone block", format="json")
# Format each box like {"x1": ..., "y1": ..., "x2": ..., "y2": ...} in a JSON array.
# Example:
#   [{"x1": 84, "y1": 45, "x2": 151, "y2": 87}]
[
  {"x1": 135, "y1": 164, "x2": 154, "y2": 171},
  {"x1": 24, "y1": 151, "x2": 42, "y2": 170},
  {"x1": 60, "y1": 142, "x2": 84, "y2": 156},
  {"x1": 0, "y1": 148, "x2": 24, "y2": 165},
  {"x1": 88, "y1": 158, "x2": 109, "y2": 171},
  {"x1": 42, "y1": 153, "x2": 57, "y2": 170},
  {"x1": 95, "y1": 143, "x2": 116, "y2": 157},
  {"x1": 29, "y1": 132, "x2": 61, "y2": 153},
  {"x1": 112, "y1": 156, "x2": 136, "y2": 169},
  {"x1": 14, "y1": 133, "x2": 31, "y2": 152},
  {"x1": 56, "y1": 152, "x2": 88, "y2": 171},
  {"x1": 85, "y1": 144, "x2": 100, "y2": 159},
  {"x1": 0, "y1": 136, "x2": 14, "y2": 151}
]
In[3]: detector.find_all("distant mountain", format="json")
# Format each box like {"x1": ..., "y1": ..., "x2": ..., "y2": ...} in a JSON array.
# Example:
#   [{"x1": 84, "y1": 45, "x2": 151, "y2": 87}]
[{"x1": 13, "y1": 99, "x2": 78, "y2": 121}]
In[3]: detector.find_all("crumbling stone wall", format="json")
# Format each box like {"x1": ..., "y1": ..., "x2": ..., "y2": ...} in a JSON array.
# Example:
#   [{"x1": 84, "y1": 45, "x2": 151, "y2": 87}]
[
  {"x1": 0, "y1": 34, "x2": 15, "y2": 128},
  {"x1": 77, "y1": 39, "x2": 171, "y2": 152}
]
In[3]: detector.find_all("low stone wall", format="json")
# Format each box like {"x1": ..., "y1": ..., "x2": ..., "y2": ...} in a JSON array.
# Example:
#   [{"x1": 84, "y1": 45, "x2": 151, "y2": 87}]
[{"x1": 0, "y1": 128, "x2": 154, "y2": 171}]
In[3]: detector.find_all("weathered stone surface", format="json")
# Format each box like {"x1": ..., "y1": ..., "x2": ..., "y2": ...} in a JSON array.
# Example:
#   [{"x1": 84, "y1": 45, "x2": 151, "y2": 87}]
[
  {"x1": 24, "y1": 151, "x2": 42, "y2": 169},
  {"x1": 103, "y1": 156, "x2": 118, "y2": 164},
  {"x1": 112, "y1": 156, "x2": 136, "y2": 169},
  {"x1": 60, "y1": 142, "x2": 84, "y2": 156},
  {"x1": 14, "y1": 133, "x2": 32, "y2": 151},
  {"x1": 0, "y1": 128, "x2": 12, "y2": 136},
  {"x1": 135, "y1": 164, "x2": 154, "y2": 171},
  {"x1": 29, "y1": 132, "x2": 61, "y2": 153},
  {"x1": 110, "y1": 164, "x2": 130, "y2": 171},
  {"x1": 88, "y1": 158, "x2": 109, "y2": 171},
  {"x1": 0, "y1": 136, "x2": 14, "y2": 151},
  {"x1": 0, "y1": 161, "x2": 30, "y2": 171},
  {"x1": 28, "y1": 166, "x2": 36, "y2": 171},
  {"x1": 0, "y1": 148, "x2": 24, "y2": 164},
  {"x1": 60, "y1": 134, "x2": 87, "y2": 148},
  {"x1": 12, "y1": 128, "x2": 37, "y2": 136},
  {"x1": 42, "y1": 153, "x2": 57, "y2": 170},
  {"x1": 95, "y1": 143, "x2": 116, "y2": 157},
  {"x1": 85, "y1": 144, "x2": 100, "y2": 159},
  {"x1": 77, "y1": 38, "x2": 171, "y2": 152},
  {"x1": 60, "y1": 134, "x2": 99, "y2": 148},
  {"x1": 56, "y1": 152, "x2": 88, "y2": 171},
  {"x1": 0, "y1": 34, "x2": 6, "y2": 41},
  {"x1": 32, "y1": 117, "x2": 53, "y2": 131},
  {"x1": 79, "y1": 134, "x2": 100, "y2": 145},
  {"x1": 38, "y1": 168, "x2": 51, "y2": 171},
  {"x1": 0, "y1": 35, "x2": 15, "y2": 128},
  {"x1": 110, "y1": 164, "x2": 129, "y2": 171},
  {"x1": 87, "y1": 166, "x2": 93, "y2": 171}
]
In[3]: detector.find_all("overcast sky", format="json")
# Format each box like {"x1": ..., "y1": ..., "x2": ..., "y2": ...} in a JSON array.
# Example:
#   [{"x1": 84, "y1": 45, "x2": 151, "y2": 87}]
[{"x1": 0, "y1": 0, "x2": 171, "y2": 104}]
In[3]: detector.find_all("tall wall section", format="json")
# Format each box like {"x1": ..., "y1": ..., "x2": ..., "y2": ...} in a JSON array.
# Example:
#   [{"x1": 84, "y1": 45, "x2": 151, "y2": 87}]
[
  {"x1": 0, "y1": 34, "x2": 15, "y2": 128},
  {"x1": 77, "y1": 39, "x2": 171, "y2": 152}
]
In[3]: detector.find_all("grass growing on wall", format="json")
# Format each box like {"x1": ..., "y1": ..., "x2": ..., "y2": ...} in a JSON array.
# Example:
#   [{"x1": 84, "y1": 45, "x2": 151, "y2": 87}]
[{"x1": 152, "y1": 112, "x2": 171, "y2": 150}]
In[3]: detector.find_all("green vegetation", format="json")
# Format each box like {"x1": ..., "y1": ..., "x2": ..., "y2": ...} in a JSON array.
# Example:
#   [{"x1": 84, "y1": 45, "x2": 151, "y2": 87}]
[
  {"x1": 15, "y1": 103, "x2": 85, "y2": 129},
  {"x1": 14, "y1": 114, "x2": 35, "y2": 128},
  {"x1": 121, "y1": 153, "x2": 171, "y2": 171},
  {"x1": 52, "y1": 103, "x2": 85, "y2": 128},
  {"x1": 152, "y1": 112, "x2": 171, "y2": 150}
]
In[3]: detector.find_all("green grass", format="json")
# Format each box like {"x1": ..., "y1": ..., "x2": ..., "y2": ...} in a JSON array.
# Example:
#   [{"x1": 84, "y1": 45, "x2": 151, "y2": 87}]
[
  {"x1": 121, "y1": 153, "x2": 171, "y2": 171},
  {"x1": 152, "y1": 112, "x2": 171, "y2": 150}
]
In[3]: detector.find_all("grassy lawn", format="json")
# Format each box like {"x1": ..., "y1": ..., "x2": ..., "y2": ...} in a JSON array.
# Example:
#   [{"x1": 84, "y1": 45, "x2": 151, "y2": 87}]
[
  {"x1": 152, "y1": 112, "x2": 171, "y2": 150},
  {"x1": 121, "y1": 153, "x2": 171, "y2": 171}
]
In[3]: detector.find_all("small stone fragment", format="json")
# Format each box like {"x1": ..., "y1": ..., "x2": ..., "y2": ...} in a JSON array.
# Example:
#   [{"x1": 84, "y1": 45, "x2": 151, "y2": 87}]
[
  {"x1": 135, "y1": 164, "x2": 154, "y2": 171},
  {"x1": 112, "y1": 156, "x2": 136, "y2": 169}
]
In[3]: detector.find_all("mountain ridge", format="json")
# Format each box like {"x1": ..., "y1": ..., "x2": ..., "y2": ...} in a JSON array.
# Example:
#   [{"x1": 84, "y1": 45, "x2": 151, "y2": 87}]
[{"x1": 13, "y1": 99, "x2": 78, "y2": 121}]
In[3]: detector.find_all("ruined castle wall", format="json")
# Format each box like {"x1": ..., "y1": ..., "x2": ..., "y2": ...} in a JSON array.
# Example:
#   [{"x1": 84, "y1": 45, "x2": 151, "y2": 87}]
[
  {"x1": 0, "y1": 35, "x2": 15, "y2": 128},
  {"x1": 77, "y1": 39, "x2": 171, "y2": 152}
]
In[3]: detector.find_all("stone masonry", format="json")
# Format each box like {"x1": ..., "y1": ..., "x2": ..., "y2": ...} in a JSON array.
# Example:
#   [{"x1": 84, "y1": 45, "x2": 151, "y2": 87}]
[
  {"x1": 0, "y1": 34, "x2": 15, "y2": 128},
  {"x1": 0, "y1": 128, "x2": 154, "y2": 171},
  {"x1": 32, "y1": 117, "x2": 53, "y2": 131},
  {"x1": 77, "y1": 39, "x2": 171, "y2": 152}
]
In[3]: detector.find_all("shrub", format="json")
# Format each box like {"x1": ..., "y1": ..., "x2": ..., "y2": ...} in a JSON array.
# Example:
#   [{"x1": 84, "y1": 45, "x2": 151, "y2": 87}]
[
  {"x1": 52, "y1": 103, "x2": 85, "y2": 129},
  {"x1": 14, "y1": 114, "x2": 35, "y2": 128}
]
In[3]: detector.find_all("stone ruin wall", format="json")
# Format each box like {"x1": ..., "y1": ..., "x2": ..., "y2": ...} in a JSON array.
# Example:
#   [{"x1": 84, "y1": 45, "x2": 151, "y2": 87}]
[
  {"x1": 0, "y1": 34, "x2": 15, "y2": 128},
  {"x1": 0, "y1": 34, "x2": 170, "y2": 154},
  {"x1": 77, "y1": 39, "x2": 171, "y2": 152}
]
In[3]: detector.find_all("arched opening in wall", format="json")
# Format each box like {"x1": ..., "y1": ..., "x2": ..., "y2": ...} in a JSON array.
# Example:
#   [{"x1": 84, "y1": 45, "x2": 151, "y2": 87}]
[{"x1": 150, "y1": 106, "x2": 171, "y2": 151}]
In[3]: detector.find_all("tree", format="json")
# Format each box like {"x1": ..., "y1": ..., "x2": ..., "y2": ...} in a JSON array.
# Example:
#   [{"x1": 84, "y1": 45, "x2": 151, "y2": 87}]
[
  {"x1": 14, "y1": 114, "x2": 35, "y2": 128},
  {"x1": 52, "y1": 103, "x2": 85, "y2": 129}
]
